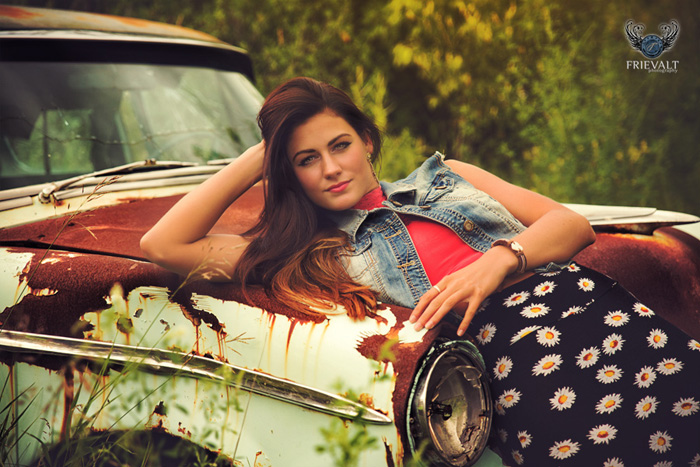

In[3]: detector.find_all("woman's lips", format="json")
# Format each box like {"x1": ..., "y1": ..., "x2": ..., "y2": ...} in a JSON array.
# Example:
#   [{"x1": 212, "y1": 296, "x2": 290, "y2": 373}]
[{"x1": 327, "y1": 181, "x2": 350, "y2": 193}]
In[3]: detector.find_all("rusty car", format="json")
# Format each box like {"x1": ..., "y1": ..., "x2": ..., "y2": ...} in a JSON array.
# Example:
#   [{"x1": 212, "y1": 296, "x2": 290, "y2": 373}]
[{"x1": 1, "y1": 5, "x2": 699, "y2": 467}]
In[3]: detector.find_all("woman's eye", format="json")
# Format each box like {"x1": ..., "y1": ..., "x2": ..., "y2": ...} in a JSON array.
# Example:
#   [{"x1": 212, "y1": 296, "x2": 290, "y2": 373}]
[
  {"x1": 333, "y1": 141, "x2": 350, "y2": 152},
  {"x1": 299, "y1": 155, "x2": 317, "y2": 167}
]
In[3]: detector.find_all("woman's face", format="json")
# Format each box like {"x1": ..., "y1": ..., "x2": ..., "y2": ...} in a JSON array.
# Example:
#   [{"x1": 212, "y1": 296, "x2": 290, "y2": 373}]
[{"x1": 287, "y1": 110, "x2": 378, "y2": 211}]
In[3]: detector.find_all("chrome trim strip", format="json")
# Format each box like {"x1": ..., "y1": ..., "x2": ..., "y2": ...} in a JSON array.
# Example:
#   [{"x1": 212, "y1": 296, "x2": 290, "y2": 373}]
[{"x1": 0, "y1": 330, "x2": 392, "y2": 425}]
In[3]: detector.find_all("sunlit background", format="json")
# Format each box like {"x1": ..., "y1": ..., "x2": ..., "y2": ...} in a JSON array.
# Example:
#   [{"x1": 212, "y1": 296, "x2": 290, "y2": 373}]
[{"x1": 6, "y1": 0, "x2": 699, "y2": 215}]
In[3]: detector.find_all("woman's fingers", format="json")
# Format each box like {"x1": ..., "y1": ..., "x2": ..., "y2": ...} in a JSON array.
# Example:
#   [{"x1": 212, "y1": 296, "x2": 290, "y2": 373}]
[
  {"x1": 457, "y1": 299, "x2": 482, "y2": 337},
  {"x1": 411, "y1": 279, "x2": 488, "y2": 336},
  {"x1": 412, "y1": 282, "x2": 472, "y2": 331},
  {"x1": 410, "y1": 284, "x2": 442, "y2": 323}
]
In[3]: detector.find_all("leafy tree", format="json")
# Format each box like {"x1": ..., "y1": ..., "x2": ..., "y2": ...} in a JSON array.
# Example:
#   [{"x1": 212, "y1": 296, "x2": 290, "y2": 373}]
[{"x1": 6, "y1": 0, "x2": 700, "y2": 214}]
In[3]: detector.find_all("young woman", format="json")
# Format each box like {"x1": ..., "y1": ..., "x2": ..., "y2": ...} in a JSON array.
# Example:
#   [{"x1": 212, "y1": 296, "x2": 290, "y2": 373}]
[{"x1": 141, "y1": 77, "x2": 700, "y2": 466}]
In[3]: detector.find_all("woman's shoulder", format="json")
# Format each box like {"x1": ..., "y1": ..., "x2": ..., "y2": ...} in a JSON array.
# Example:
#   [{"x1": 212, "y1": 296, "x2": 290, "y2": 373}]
[{"x1": 390, "y1": 152, "x2": 450, "y2": 185}]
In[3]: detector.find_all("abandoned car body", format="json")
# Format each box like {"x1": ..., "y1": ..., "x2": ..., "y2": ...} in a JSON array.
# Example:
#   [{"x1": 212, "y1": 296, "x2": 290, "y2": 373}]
[{"x1": 1, "y1": 5, "x2": 699, "y2": 467}]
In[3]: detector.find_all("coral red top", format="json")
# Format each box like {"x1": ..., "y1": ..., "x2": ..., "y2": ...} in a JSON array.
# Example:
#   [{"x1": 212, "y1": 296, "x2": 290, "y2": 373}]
[{"x1": 353, "y1": 187, "x2": 483, "y2": 284}]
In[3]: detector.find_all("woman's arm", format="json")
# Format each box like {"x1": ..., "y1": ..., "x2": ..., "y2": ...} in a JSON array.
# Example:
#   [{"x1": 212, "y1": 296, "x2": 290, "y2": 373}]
[
  {"x1": 410, "y1": 159, "x2": 596, "y2": 336},
  {"x1": 140, "y1": 142, "x2": 265, "y2": 280}
]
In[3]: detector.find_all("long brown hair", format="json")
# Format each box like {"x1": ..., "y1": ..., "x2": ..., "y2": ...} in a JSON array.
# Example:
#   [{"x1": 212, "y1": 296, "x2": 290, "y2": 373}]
[{"x1": 234, "y1": 77, "x2": 381, "y2": 319}]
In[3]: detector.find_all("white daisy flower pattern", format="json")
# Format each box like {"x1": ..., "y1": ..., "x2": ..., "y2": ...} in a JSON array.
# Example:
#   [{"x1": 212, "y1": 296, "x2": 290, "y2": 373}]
[
  {"x1": 648, "y1": 431, "x2": 672, "y2": 453},
  {"x1": 652, "y1": 462, "x2": 672, "y2": 467},
  {"x1": 532, "y1": 354, "x2": 563, "y2": 376},
  {"x1": 566, "y1": 263, "x2": 581, "y2": 272},
  {"x1": 634, "y1": 366, "x2": 656, "y2": 389},
  {"x1": 646, "y1": 329, "x2": 668, "y2": 349},
  {"x1": 504, "y1": 291, "x2": 529, "y2": 307},
  {"x1": 516, "y1": 431, "x2": 531, "y2": 448},
  {"x1": 549, "y1": 387, "x2": 576, "y2": 411},
  {"x1": 561, "y1": 305, "x2": 583, "y2": 318},
  {"x1": 548, "y1": 440, "x2": 580, "y2": 460},
  {"x1": 635, "y1": 396, "x2": 658, "y2": 419},
  {"x1": 520, "y1": 303, "x2": 550, "y2": 319},
  {"x1": 476, "y1": 323, "x2": 496, "y2": 345},
  {"x1": 533, "y1": 281, "x2": 556, "y2": 297},
  {"x1": 495, "y1": 402, "x2": 506, "y2": 416},
  {"x1": 461, "y1": 261, "x2": 700, "y2": 460},
  {"x1": 511, "y1": 450, "x2": 524, "y2": 465},
  {"x1": 536, "y1": 326, "x2": 561, "y2": 347},
  {"x1": 602, "y1": 333, "x2": 624, "y2": 355},
  {"x1": 596, "y1": 365, "x2": 623, "y2": 384},
  {"x1": 499, "y1": 389, "x2": 522, "y2": 408},
  {"x1": 596, "y1": 394, "x2": 623, "y2": 414},
  {"x1": 690, "y1": 454, "x2": 700, "y2": 467},
  {"x1": 493, "y1": 356, "x2": 513, "y2": 380},
  {"x1": 603, "y1": 458, "x2": 624, "y2": 467},
  {"x1": 587, "y1": 424, "x2": 617, "y2": 444},
  {"x1": 604, "y1": 310, "x2": 630, "y2": 327},
  {"x1": 634, "y1": 302, "x2": 655, "y2": 317},
  {"x1": 672, "y1": 397, "x2": 699, "y2": 417},
  {"x1": 576, "y1": 346, "x2": 600, "y2": 369},
  {"x1": 657, "y1": 358, "x2": 683, "y2": 375},
  {"x1": 689, "y1": 339, "x2": 700, "y2": 352},
  {"x1": 510, "y1": 325, "x2": 541, "y2": 344}
]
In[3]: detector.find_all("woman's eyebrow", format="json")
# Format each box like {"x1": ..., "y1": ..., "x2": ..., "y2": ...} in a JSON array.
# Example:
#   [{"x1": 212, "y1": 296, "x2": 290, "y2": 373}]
[{"x1": 292, "y1": 133, "x2": 352, "y2": 161}]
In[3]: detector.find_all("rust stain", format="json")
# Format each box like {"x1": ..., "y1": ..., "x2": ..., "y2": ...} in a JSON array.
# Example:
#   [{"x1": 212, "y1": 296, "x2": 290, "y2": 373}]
[
  {"x1": 575, "y1": 228, "x2": 700, "y2": 339},
  {"x1": 0, "y1": 5, "x2": 42, "y2": 19},
  {"x1": 177, "y1": 421, "x2": 192, "y2": 438},
  {"x1": 216, "y1": 327, "x2": 228, "y2": 363},
  {"x1": 384, "y1": 438, "x2": 396, "y2": 467},
  {"x1": 0, "y1": 188, "x2": 264, "y2": 260},
  {"x1": 0, "y1": 5, "x2": 224, "y2": 44},
  {"x1": 283, "y1": 318, "x2": 300, "y2": 376},
  {"x1": 355, "y1": 303, "x2": 442, "y2": 461},
  {"x1": 146, "y1": 400, "x2": 168, "y2": 433}
]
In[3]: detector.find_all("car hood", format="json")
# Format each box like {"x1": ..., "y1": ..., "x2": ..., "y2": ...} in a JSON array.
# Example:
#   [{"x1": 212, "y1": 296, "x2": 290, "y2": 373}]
[
  {"x1": 0, "y1": 186, "x2": 264, "y2": 260},
  {"x1": 0, "y1": 186, "x2": 448, "y2": 456}
]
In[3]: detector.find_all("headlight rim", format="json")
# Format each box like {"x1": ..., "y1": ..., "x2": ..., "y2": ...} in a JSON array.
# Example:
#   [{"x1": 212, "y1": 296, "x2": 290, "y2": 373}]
[{"x1": 406, "y1": 338, "x2": 493, "y2": 467}]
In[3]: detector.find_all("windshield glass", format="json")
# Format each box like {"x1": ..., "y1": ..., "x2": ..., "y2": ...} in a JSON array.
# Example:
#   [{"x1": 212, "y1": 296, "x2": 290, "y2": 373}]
[{"x1": 0, "y1": 62, "x2": 263, "y2": 190}]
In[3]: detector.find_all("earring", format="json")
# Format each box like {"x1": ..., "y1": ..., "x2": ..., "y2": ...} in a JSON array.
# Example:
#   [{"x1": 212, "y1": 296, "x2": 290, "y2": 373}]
[{"x1": 367, "y1": 152, "x2": 378, "y2": 182}]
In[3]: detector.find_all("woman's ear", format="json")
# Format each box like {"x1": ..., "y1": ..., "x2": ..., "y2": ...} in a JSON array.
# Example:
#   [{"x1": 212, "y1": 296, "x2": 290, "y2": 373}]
[{"x1": 363, "y1": 133, "x2": 374, "y2": 156}]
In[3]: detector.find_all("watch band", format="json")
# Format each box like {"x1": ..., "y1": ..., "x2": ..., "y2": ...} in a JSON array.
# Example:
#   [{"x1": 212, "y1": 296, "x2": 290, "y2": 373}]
[{"x1": 492, "y1": 239, "x2": 527, "y2": 274}]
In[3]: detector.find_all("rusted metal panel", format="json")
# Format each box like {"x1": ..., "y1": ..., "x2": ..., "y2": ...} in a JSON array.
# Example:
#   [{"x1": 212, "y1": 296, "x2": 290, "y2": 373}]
[
  {"x1": 574, "y1": 227, "x2": 700, "y2": 339},
  {"x1": 0, "y1": 5, "x2": 224, "y2": 45},
  {"x1": 0, "y1": 185, "x2": 264, "y2": 257},
  {"x1": 0, "y1": 236, "x2": 444, "y2": 465}
]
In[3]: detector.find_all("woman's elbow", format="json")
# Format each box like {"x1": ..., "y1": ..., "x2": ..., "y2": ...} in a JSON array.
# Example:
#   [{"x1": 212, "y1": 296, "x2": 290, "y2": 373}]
[
  {"x1": 576, "y1": 212, "x2": 597, "y2": 247},
  {"x1": 140, "y1": 231, "x2": 164, "y2": 264}
]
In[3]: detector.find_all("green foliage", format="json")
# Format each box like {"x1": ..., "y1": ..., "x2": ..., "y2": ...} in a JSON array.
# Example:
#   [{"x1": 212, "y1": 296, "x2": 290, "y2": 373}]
[
  {"x1": 315, "y1": 418, "x2": 378, "y2": 467},
  {"x1": 10, "y1": 0, "x2": 698, "y2": 213}
]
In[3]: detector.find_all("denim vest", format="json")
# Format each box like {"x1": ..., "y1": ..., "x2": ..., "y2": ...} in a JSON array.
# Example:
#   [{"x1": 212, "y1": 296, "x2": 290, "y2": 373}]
[{"x1": 327, "y1": 152, "x2": 530, "y2": 308}]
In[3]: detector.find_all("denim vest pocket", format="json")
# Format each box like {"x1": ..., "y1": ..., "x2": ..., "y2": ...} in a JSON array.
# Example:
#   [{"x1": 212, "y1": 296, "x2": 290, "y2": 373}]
[{"x1": 422, "y1": 173, "x2": 455, "y2": 204}]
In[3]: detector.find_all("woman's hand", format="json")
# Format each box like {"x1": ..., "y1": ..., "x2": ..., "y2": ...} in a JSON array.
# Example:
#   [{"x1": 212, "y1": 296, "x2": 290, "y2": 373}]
[
  {"x1": 409, "y1": 158, "x2": 595, "y2": 336},
  {"x1": 410, "y1": 246, "x2": 518, "y2": 336}
]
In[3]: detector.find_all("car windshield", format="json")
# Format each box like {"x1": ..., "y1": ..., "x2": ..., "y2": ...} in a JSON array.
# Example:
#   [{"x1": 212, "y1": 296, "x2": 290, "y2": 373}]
[{"x1": 0, "y1": 61, "x2": 263, "y2": 190}]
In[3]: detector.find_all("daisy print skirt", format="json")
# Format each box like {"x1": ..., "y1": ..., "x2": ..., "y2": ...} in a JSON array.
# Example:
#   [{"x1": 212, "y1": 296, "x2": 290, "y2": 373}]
[{"x1": 468, "y1": 263, "x2": 700, "y2": 466}]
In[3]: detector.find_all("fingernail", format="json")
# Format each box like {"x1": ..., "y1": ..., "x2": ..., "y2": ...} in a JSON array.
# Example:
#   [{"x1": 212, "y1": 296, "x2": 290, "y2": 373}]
[
  {"x1": 457, "y1": 329, "x2": 465, "y2": 337},
  {"x1": 408, "y1": 316, "x2": 416, "y2": 323}
]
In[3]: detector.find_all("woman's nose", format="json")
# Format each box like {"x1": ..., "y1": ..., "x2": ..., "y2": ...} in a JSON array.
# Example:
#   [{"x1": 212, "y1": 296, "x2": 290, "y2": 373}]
[{"x1": 321, "y1": 154, "x2": 342, "y2": 177}]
